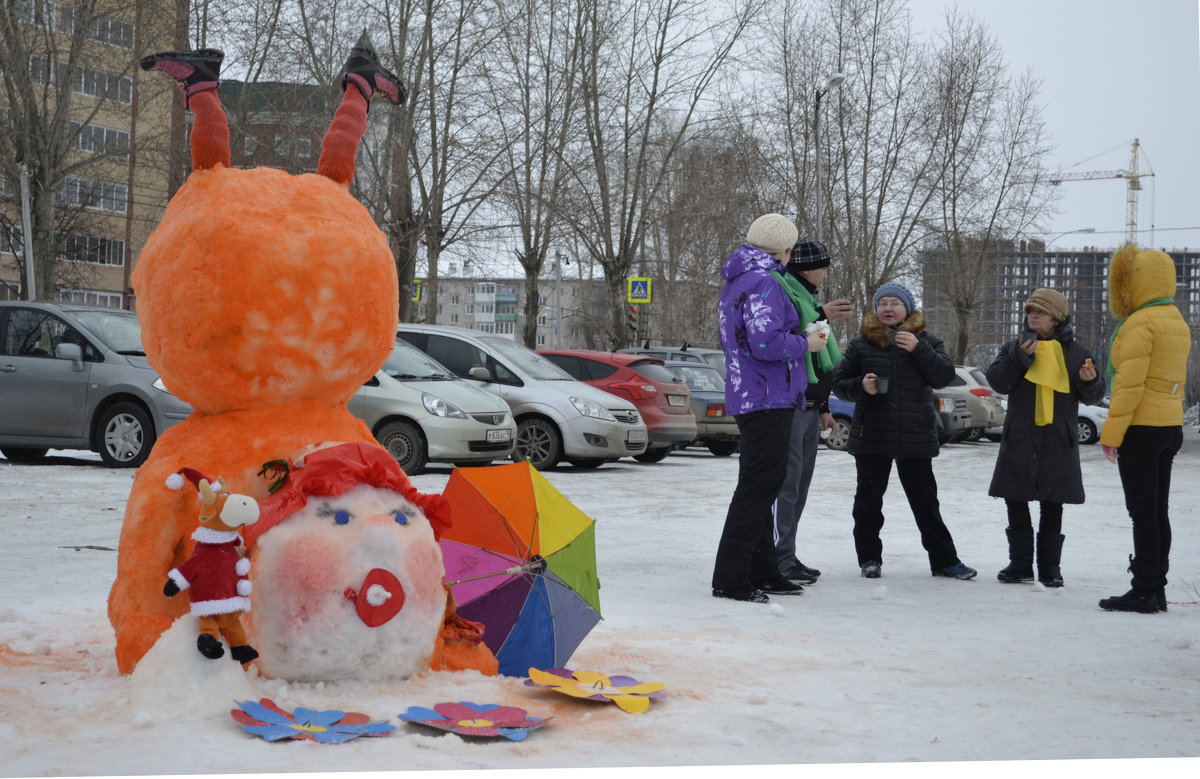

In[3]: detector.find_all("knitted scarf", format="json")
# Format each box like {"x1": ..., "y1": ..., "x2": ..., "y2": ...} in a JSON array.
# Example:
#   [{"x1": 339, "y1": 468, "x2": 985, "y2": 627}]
[
  {"x1": 772, "y1": 270, "x2": 842, "y2": 382},
  {"x1": 1107, "y1": 297, "x2": 1175, "y2": 380},
  {"x1": 1025, "y1": 340, "x2": 1070, "y2": 426}
]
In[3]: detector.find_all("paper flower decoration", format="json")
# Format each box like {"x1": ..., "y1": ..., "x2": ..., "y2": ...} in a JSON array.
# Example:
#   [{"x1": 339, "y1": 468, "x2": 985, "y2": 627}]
[
  {"x1": 232, "y1": 698, "x2": 395, "y2": 743},
  {"x1": 399, "y1": 701, "x2": 549, "y2": 741},
  {"x1": 525, "y1": 667, "x2": 666, "y2": 714}
]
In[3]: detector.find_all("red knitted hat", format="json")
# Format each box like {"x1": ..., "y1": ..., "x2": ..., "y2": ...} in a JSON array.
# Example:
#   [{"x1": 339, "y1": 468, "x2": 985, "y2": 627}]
[{"x1": 243, "y1": 441, "x2": 451, "y2": 548}]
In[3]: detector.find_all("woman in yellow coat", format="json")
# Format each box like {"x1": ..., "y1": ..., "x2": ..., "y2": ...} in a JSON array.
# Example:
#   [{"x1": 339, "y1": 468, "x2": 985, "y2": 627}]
[{"x1": 1097, "y1": 246, "x2": 1191, "y2": 613}]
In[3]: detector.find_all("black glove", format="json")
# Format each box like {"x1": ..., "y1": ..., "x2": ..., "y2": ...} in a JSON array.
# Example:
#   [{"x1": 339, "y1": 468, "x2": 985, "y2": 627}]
[{"x1": 163, "y1": 579, "x2": 180, "y2": 597}]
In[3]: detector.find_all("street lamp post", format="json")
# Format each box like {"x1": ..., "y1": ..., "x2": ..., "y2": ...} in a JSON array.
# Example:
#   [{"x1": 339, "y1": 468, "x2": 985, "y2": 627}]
[{"x1": 814, "y1": 72, "x2": 845, "y2": 242}]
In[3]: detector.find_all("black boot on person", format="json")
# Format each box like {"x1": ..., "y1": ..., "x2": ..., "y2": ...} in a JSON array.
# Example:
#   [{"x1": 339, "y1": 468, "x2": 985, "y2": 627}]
[
  {"x1": 997, "y1": 526, "x2": 1034, "y2": 583},
  {"x1": 1036, "y1": 532, "x2": 1065, "y2": 588}
]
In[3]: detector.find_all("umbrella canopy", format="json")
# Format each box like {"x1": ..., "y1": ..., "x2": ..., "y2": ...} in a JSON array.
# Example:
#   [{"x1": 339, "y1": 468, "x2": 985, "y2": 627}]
[{"x1": 440, "y1": 461, "x2": 601, "y2": 676}]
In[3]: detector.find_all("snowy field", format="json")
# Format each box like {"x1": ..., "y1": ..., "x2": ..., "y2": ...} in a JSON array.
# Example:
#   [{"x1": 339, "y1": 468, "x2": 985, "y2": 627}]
[{"x1": 2, "y1": 417, "x2": 1199, "y2": 778}]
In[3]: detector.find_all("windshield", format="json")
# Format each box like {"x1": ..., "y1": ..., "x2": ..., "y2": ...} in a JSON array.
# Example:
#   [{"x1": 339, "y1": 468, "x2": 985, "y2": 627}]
[
  {"x1": 70, "y1": 309, "x2": 144, "y2": 353},
  {"x1": 666, "y1": 364, "x2": 724, "y2": 393},
  {"x1": 382, "y1": 339, "x2": 457, "y2": 380},
  {"x1": 481, "y1": 336, "x2": 574, "y2": 380}
]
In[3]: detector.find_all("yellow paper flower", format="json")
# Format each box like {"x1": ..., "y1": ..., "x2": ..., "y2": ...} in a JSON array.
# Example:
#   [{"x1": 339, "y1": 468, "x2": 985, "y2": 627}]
[{"x1": 526, "y1": 667, "x2": 666, "y2": 714}]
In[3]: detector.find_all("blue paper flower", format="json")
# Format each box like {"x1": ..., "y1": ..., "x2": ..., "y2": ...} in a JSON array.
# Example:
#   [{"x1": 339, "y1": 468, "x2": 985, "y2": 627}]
[{"x1": 232, "y1": 698, "x2": 395, "y2": 743}]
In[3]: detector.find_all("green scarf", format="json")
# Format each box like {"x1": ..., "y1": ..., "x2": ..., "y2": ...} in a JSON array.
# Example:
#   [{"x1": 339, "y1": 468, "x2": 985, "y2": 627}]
[
  {"x1": 771, "y1": 270, "x2": 842, "y2": 382},
  {"x1": 1107, "y1": 296, "x2": 1174, "y2": 380}
]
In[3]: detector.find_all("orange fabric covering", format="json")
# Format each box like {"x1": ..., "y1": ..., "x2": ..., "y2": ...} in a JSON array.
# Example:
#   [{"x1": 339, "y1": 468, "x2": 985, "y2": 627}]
[{"x1": 133, "y1": 166, "x2": 396, "y2": 414}]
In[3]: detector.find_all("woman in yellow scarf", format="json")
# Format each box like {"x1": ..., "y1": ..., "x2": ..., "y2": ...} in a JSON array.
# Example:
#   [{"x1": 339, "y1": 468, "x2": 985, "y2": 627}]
[{"x1": 984, "y1": 288, "x2": 1106, "y2": 587}]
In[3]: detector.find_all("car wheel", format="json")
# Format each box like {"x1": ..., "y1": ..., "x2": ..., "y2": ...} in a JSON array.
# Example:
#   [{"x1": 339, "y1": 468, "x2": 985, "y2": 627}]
[
  {"x1": 707, "y1": 440, "x2": 739, "y2": 457},
  {"x1": 963, "y1": 427, "x2": 984, "y2": 442},
  {"x1": 1, "y1": 446, "x2": 49, "y2": 463},
  {"x1": 97, "y1": 402, "x2": 155, "y2": 468},
  {"x1": 377, "y1": 421, "x2": 428, "y2": 475},
  {"x1": 514, "y1": 417, "x2": 561, "y2": 470},
  {"x1": 1077, "y1": 418, "x2": 1098, "y2": 445},
  {"x1": 633, "y1": 446, "x2": 671, "y2": 463},
  {"x1": 825, "y1": 417, "x2": 851, "y2": 451}
]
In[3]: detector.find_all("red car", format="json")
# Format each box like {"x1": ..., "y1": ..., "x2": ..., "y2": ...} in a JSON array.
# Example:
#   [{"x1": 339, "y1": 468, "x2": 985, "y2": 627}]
[{"x1": 537, "y1": 349, "x2": 696, "y2": 463}]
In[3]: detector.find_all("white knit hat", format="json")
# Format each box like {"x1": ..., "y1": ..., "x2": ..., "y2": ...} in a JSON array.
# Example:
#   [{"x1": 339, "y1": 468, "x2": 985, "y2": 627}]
[{"x1": 745, "y1": 213, "x2": 798, "y2": 255}]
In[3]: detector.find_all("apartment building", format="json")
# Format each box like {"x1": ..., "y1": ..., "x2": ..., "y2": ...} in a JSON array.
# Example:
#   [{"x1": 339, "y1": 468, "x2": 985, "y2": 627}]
[{"x1": 1, "y1": 0, "x2": 177, "y2": 307}]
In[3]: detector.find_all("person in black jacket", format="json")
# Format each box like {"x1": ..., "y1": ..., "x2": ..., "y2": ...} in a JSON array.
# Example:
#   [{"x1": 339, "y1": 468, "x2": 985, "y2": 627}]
[
  {"x1": 831, "y1": 282, "x2": 976, "y2": 580},
  {"x1": 985, "y1": 288, "x2": 1106, "y2": 587}
]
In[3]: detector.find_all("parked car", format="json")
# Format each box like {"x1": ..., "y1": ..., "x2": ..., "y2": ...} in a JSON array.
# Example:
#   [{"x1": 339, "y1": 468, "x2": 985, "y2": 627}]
[
  {"x1": 661, "y1": 360, "x2": 739, "y2": 456},
  {"x1": 945, "y1": 365, "x2": 1006, "y2": 441},
  {"x1": 825, "y1": 396, "x2": 854, "y2": 451},
  {"x1": 0, "y1": 300, "x2": 193, "y2": 467},
  {"x1": 348, "y1": 338, "x2": 515, "y2": 474},
  {"x1": 537, "y1": 349, "x2": 696, "y2": 463},
  {"x1": 934, "y1": 387, "x2": 972, "y2": 444},
  {"x1": 618, "y1": 343, "x2": 726, "y2": 377},
  {"x1": 1077, "y1": 397, "x2": 1109, "y2": 445},
  {"x1": 395, "y1": 324, "x2": 647, "y2": 470}
]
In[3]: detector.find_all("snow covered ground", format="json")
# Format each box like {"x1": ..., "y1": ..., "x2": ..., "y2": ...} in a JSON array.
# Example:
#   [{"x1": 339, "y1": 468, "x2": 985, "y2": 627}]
[{"x1": 2, "y1": 417, "x2": 1199, "y2": 778}]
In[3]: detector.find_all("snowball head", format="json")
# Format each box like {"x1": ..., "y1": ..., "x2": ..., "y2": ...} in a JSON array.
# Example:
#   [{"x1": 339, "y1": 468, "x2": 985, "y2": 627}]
[
  {"x1": 133, "y1": 166, "x2": 399, "y2": 414},
  {"x1": 247, "y1": 483, "x2": 446, "y2": 682}
]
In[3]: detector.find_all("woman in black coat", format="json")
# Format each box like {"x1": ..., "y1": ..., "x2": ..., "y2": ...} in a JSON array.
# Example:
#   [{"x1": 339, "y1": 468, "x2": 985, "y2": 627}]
[
  {"x1": 985, "y1": 288, "x2": 1105, "y2": 587},
  {"x1": 832, "y1": 282, "x2": 976, "y2": 580}
]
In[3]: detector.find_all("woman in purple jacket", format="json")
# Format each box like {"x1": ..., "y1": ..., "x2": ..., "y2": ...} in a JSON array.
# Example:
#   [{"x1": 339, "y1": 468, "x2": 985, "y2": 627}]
[{"x1": 711, "y1": 213, "x2": 826, "y2": 603}]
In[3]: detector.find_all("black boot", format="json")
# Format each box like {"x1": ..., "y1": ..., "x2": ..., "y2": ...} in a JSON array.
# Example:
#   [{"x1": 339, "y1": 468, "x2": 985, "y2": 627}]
[
  {"x1": 1036, "y1": 532, "x2": 1065, "y2": 588},
  {"x1": 997, "y1": 526, "x2": 1034, "y2": 583},
  {"x1": 230, "y1": 644, "x2": 259, "y2": 664},
  {"x1": 197, "y1": 632, "x2": 225, "y2": 659},
  {"x1": 140, "y1": 49, "x2": 224, "y2": 107},
  {"x1": 1099, "y1": 557, "x2": 1162, "y2": 613},
  {"x1": 342, "y1": 31, "x2": 406, "y2": 106}
]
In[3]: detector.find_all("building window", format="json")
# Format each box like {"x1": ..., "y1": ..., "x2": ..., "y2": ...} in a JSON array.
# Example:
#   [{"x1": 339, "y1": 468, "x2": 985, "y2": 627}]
[
  {"x1": 537, "y1": 315, "x2": 546, "y2": 325},
  {"x1": 466, "y1": 304, "x2": 474, "y2": 314},
  {"x1": 451, "y1": 294, "x2": 459, "y2": 304},
  {"x1": 31, "y1": 55, "x2": 133, "y2": 104},
  {"x1": 57, "y1": 176, "x2": 127, "y2": 213},
  {"x1": 244, "y1": 134, "x2": 258, "y2": 155},
  {"x1": 64, "y1": 232, "x2": 124, "y2": 266},
  {"x1": 59, "y1": 6, "x2": 135, "y2": 49},
  {"x1": 274, "y1": 134, "x2": 288, "y2": 155},
  {"x1": 536, "y1": 334, "x2": 545, "y2": 345},
  {"x1": 450, "y1": 314, "x2": 458, "y2": 323},
  {"x1": 58, "y1": 288, "x2": 123, "y2": 308},
  {"x1": 69, "y1": 121, "x2": 129, "y2": 157},
  {"x1": 295, "y1": 137, "x2": 311, "y2": 158}
]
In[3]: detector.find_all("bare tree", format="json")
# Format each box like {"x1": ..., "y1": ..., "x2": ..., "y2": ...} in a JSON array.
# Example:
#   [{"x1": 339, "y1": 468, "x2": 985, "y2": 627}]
[
  {"x1": 481, "y1": 0, "x2": 586, "y2": 347},
  {"x1": 919, "y1": 10, "x2": 1054, "y2": 363},
  {"x1": 561, "y1": 0, "x2": 758, "y2": 348}
]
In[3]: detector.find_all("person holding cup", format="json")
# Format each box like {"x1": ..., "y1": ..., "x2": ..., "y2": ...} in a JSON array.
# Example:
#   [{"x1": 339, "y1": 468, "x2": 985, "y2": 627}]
[{"x1": 831, "y1": 282, "x2": 976, "y2": 580}]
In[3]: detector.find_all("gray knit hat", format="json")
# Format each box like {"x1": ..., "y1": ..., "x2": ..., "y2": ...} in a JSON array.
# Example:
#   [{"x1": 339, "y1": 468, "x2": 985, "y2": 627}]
[
  {"x1": 745, "y1": 213, "x2": 798, "y2": 255},
  {"x1": 873, "y1": 282, "x2": 916, "y2": 315}
]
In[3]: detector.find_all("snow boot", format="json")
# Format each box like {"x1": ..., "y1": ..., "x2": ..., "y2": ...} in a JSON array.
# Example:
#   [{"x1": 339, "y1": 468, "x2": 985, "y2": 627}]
[
  {"x1": 1036, "y1": 532, "x2": 1065, "y2": 588},
  {"x1": 997, "y1": 526, "x2": 1034, "y2": 583},
  {"x1": 341, "y1": 31, "x2": 406, "y2": 106},
  {"x1": 1099, "y1": 557, "x2": 1161, "y2": 613},
  {"x1": 140, "y1": 49, "x2": 224, "y2": 107}
]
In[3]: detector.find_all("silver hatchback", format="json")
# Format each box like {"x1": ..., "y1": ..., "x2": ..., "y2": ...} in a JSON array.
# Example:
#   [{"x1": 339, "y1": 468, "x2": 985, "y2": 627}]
[{"x1": 0, "y1": 301, "x2": 193, "y2": 466}]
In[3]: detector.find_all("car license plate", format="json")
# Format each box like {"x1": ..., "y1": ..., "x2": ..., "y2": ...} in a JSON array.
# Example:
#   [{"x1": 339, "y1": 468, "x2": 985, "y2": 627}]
[
  {"x1": 486, "y1": 429, "x2": 511, "y2": 443},
  {"x1": 666, "y1": 395, "x2": 685, "y2": 407},
  {"x1": 626, "y1": 429, "x2": 647, "y2": 443}
]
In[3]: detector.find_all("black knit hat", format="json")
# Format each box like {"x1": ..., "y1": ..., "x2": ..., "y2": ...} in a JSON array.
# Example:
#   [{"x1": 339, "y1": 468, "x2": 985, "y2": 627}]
[{"x1": 787, "y1": 238, "x2": 831, "y2": 274}]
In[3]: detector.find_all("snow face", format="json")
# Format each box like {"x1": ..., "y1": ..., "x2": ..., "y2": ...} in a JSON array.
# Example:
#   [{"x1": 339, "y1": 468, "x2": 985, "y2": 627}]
[{"x1": 247, "y1": 483, "x2": 446, "y2": 681}]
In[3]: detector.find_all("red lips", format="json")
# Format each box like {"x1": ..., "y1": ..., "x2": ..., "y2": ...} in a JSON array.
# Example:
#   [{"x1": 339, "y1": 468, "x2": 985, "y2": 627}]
[{"x1": 342, "y1": 568, "x2": 405, "y2": 627}]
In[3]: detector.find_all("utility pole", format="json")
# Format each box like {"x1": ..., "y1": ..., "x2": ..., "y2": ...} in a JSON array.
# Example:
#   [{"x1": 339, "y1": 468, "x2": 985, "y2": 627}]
[{"x1": 19, "y1": 163, "x2": 37, "y2": 300}]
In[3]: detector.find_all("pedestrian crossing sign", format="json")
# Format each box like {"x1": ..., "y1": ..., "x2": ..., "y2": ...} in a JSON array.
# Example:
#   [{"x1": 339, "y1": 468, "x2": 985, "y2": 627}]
[{"x1": 628, "y1": 277, "x2": 651, "y2": 303}]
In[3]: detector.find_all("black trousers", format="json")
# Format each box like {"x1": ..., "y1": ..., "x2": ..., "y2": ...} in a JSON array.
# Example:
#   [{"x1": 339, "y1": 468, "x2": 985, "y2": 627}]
[
  {"x1": 712, "y1": 409, "x2": 793, "y2": 592},
  {"x1": 1116, "y1": 425, "x2": 1183, "y2": 567},
  {"x1": 851, "y1": 454, "x2": 960, "y2": 571}
]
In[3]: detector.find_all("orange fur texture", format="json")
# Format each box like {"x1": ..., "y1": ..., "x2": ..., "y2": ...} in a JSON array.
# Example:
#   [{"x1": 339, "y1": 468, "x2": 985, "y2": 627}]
[{"x1": 107, "y1": 164, "x2": 398, "y2": 674}]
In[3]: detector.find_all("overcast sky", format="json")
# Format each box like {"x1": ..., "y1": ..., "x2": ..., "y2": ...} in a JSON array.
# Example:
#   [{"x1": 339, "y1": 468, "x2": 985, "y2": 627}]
[{"x1": 907, "y1": 0, "x2": 1200, "y2": 252}]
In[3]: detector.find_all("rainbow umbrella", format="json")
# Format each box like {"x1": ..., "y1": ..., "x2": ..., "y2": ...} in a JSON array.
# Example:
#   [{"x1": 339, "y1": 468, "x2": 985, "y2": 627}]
[{"x1": 440, "y1": 461, "x2": 601, "y2": 677}]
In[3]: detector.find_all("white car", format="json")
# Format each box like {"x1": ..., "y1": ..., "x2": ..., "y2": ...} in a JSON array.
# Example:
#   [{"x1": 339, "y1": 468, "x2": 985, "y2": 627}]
[
  {"x1": 349, "y1": 339, "x2": 515, "y2": 474},
  {"x1": 1077, "y1": 398, "x2": 1109, "y2": 445},
  {"x1": 396, "y1": 324, "x2": 648, "y2": 470}
]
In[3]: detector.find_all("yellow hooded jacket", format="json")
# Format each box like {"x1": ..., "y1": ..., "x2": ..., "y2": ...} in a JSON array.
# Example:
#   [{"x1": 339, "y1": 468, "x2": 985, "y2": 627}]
[{"x1": 1100, "y1": 246, "x2": 1191, "y2": 447}]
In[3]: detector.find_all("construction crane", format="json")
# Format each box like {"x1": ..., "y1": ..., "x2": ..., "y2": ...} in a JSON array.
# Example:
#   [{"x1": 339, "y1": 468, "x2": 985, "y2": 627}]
[{"x1": 1045, "y1": 139, "x2": 1154, "y2": 246}]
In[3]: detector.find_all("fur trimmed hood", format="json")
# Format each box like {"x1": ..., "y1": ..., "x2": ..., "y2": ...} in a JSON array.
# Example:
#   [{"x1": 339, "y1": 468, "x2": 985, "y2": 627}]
[
  {"x1": 1108, "y1": 245, "x2": 1177, "y2": 319},
  {"x1": 861, "y1": 310, "x2": 927, "y2": 348}
]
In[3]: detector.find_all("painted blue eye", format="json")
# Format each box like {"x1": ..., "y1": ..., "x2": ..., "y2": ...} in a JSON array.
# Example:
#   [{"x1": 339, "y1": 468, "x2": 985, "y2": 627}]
[
  {"x1": 394, "y1": 512, "x2": 408, "y2": 525},
  {"x1": 334, "y1": 511, "x2": 350, "y2": 525}
]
